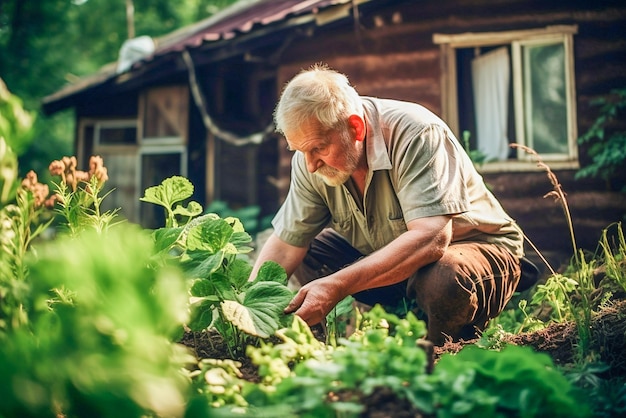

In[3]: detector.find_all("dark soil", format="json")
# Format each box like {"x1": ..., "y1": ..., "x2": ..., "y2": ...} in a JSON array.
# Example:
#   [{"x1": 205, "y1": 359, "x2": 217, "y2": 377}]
[{"x1": 179, "y1": 298, "x2": 626, "y2": 417}]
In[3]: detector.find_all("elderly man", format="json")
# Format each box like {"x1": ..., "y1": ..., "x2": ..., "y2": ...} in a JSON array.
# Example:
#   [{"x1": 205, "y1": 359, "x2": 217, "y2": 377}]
[{"x1": 250, "y1": 64, "x2": 534, "y2": 345}]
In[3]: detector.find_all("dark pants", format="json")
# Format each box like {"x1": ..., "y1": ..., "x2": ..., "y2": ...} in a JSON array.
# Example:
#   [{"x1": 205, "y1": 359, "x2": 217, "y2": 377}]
[{"x1": 294, "y1": 229, "x2": 529, "y2": 345}]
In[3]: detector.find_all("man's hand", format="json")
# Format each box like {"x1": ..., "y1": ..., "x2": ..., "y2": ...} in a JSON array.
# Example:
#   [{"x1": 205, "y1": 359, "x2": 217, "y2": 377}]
[{"x1": 284, "y1": 276, "x2": 344, "y2": 326}]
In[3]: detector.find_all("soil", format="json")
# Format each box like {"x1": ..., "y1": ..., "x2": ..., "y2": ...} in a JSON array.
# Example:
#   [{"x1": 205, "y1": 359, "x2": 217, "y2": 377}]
[{"x1": 179, "y1": 298, "x2": 626, "y2": 417}]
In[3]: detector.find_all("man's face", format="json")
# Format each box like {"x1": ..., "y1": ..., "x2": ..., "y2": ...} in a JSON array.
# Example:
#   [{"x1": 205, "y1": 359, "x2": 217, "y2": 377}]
[{"x1": 286, "y1": 120, "x2": 361, "y2": 187}]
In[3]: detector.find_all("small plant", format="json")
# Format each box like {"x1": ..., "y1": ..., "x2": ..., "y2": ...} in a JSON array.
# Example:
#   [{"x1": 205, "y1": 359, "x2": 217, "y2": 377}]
[
  {"x1": 576, "y1": 88, "x2": 626, "y2": 191},
  {"x1": 462, "y1": 130, "x2": 488, "y2": 166},
  {"x1": 511, "y1": 143, "x2": 599, "y2": 358},
  {"x1": 1, "y1": 141, "x2": 54, "y2": 334},
  {"x1": 598, "y1": 222, "x2": 626, "y2": 293},
  {"x1": 426, "y1": 344, "x2": 590, "y2": 417},
  {"x1": 140, "y1": 176, "x2": 295, "y2": 358},
  {"x1": 0, "y1": 225, "x2": 194, "y2": 418}
]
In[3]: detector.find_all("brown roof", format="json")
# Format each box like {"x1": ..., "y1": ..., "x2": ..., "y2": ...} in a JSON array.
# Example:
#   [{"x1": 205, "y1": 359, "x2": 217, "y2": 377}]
[
  {"x1": 42, "y1": 0, "x2": 356, "y2": 113},
  {"x1": 156, "y1": 0, "x2": 345, "y2": 54}
]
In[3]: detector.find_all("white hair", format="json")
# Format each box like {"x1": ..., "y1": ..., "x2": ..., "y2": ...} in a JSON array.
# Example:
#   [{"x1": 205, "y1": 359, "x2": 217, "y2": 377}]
[{"x1": 274, "y1": 64, "x2": 363, "y2": 136}]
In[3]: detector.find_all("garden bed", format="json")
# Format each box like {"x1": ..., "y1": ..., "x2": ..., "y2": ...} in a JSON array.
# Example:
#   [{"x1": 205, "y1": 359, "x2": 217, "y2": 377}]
[{"x1": 180, "y1": 297, "x2": 626, "y2": 417}]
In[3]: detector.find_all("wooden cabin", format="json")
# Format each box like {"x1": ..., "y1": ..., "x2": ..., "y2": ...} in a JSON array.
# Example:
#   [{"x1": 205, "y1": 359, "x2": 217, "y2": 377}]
[{"x1": 42, "y1": 0, "x2": 626, "y2": 270}]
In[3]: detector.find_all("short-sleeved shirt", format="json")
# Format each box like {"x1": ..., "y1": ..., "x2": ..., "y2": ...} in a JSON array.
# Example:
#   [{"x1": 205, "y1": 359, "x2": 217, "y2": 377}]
[{"x1": 272, "y1": 97, "x2": 524, "y2": 258}]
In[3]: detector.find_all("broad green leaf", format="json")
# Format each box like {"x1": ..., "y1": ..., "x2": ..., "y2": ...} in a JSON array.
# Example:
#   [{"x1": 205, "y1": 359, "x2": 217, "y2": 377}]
[
  {"x1": 152, "y1": 227, "x2": 183, "y2": 254},
  {"x1": 140, "y1": 176, "x2": 194, "y2": 209},
  {"x1": 209, "y1": 272, "x2": 236, "y2": 301},
  {"x1": 189, "y1": 278, "x2": 215, "y2": 297},
  {"x1": 186, "y1": 217, "x2": 233, "y2": 253},
  {"x1": 182, "y1": 250, "x2": 225, "y2": 278},
  {"x1": 224, "y1": 216, "x2": 245, "y2": 233},
  {"x1": 221, "y1": 300, "x2": 259, "y2": 336},
  {"x1": 228, "y1": 258, "x2": 253, "y2": 290},
  {"x1": 188, "y1": 298, "x2": 216, "y2": 331},
  {"x1": 229, "y1": 231, "x2": 253, "y2": 253},
  {"x1": 172, "y1": 200, "x2": 203, "y2": 218},
  {"x1": 221, "y1": 281, "x2": 293, "y2": 338},
  {"x1": 255, "y1": 261, "x2": 288, "y2": 284}
]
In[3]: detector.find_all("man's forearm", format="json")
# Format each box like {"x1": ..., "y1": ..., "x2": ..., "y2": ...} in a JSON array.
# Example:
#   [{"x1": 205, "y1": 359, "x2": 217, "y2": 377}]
[
  {"x1": 249, "y1": 233, "x2": 308, "y2": 280},
  {"x1": 330, "y1": 218, "x2": 452, "y2": 297}
]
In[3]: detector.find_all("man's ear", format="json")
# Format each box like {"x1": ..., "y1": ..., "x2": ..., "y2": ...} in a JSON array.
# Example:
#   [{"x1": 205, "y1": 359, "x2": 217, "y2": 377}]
[{"x1": 348, "y1": 114, "x2": 366, "y2": 142}]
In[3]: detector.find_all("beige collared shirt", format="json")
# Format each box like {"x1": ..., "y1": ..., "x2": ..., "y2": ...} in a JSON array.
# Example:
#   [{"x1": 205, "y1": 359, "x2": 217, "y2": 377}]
[{"x1": 272, "y1": 97, "x2": 524, "y2": 258}]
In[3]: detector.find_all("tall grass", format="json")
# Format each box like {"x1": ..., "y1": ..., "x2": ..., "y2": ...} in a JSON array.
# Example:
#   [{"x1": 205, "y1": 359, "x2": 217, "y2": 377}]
[{"x1": 511, "y1": 144, "x2": 595, "y2": 358}]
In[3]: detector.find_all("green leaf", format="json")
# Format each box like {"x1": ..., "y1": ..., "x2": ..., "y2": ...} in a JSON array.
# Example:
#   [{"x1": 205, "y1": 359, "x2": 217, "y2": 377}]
[
  {"x1": 172, "y1": 200, "x2": 203, "y2": 218},
  {"x1": 152, "y1": 227, "x2": 183, "y2": 254},
  {"x1": 140, "y1": 176, "x2": 194, "y2": 209},
  {"x1": 227, "y1": 258, "x2": 253, "y2": 290},
  {"x1": 182, "y1": 250, "x2": 225, "y2": 278},
  {"x1": 189, "y1": 278, "x2": 215, "y2": 297},
  {"x1": 221, "y1": 281, "x2": 293, "y2": 338},
  {"x1": 254, "y1": 261, "x2": 288, "y2": 284},
  {"x1": 229, "y1": 231, "x2": 253, "y2": 253},
  {"x1": 209, "y1": 272, "x2": 236, "y2": 301},
  {"x1": 188, "y1": 298, "x2": 216, "y2": 331},
  {"x1": 186, "y1": 217, "x2": 233, "y2": 253}
]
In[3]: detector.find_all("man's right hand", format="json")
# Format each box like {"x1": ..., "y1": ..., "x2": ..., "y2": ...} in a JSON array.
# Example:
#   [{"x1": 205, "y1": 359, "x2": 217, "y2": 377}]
[{"x1": 284, "y1": 276, "x2": 344, "y2": 326}]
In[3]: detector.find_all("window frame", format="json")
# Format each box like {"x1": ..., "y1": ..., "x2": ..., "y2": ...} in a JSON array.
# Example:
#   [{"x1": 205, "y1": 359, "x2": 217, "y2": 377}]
[
  {"x1": 94, "y1": 119, "x2": 138, "y2": 147},
  {"x1": 136, "y1": 144, "x2": 188, "y2": 223},
  {"x1": 433, "y1": 25, "x2": 579, "y2": 171}
]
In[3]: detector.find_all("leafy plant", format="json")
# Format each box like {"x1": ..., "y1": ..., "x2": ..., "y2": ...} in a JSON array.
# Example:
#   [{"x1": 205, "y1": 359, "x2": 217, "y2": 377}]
[
  {"x1": 0, "y1": 78, "x2": 35, "y2": 156},
  {"x1": 576, "y1": 88, "x2": 626, "y2": 191},
  {"x1": 511, "y1": 143, "x2": 597, "y2": 358},
  {"x1": 140, "y1": 176, "x2": 294, "y2": 357},
  {"x1": 427, "y1": 344, "x2": 590, "y2": 417},
  {"x1": 0, "y1": 143, "x2": 54, "y2": 335},
  {"x1": 0, "y1": 225, "x2": 194, "y2": 418},
  {"x1": 140, "y1": 175, "x2": 202, "y2": 228},
  {"x1": 598, "y1": 222, "x2": 626, "y2": 293},
  {"x1": 237, "y1": 306, "x2": 589, "y2": 418}
]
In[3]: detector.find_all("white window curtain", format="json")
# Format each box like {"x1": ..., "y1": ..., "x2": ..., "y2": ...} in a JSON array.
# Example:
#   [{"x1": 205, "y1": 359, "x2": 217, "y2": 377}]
[{"x1": 471, "y1": 47, "x2": 511, "y2": 161}]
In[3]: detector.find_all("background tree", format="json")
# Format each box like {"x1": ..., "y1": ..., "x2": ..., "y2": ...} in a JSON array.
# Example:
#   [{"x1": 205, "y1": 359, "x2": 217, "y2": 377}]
[{"x1": 0, "y1": 0, "x2": 238, "y2": 178}]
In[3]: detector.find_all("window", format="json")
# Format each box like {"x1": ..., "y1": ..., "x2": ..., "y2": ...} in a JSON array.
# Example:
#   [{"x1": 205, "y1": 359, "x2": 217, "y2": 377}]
[
  {"x1": 76, "y1": 85, "x2": 190, "y2": 227},
  {"x1": 138, "y1": 146, "x2": 187, "y2": 228},
  {"x1": 434, "y1": 26, "x2": 578, "y2": 169},
  {"x1": 80, "y1": 119, "x2": 139, "y2": 222},
  {"x1": 95, "y1": 121, "x2": 137, "y2": 146}
]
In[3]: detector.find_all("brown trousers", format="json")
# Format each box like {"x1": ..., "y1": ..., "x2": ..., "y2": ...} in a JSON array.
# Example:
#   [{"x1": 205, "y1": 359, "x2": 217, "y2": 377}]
[{"x1": 294, "y1": 229, "x2": 522, "y2": 345}]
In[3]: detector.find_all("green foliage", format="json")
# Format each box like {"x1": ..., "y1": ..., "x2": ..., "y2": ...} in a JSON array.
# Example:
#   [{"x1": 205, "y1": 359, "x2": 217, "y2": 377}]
[
  {"x1": 325, "y1": 295, "x2": 356, "y2": 346},
  {"x1": 0, "y1": 225, "x2": 194, "y2": 418},
  {"x1": 598, "y1": 222, "x2": 626, "y2": 293},
  {"x1": 54, "y1": 176, "x2": 122, "y2": 236},
  {"x1": 239, "y1": 307, "x2": 589, "y2": 418},
  {"x1": 0, "y1": 188, "x2": 53, "y2": 335},
  {"x1": 462, "y1": 130, "x2": 488, "y2": 166},
  {"x1": 429, "y1": 345, "x2": 590, "y2": 417},
  {"x1": 140, "y1": 176, "x2": 202, "y2": 228},
  {"x1": 0, "y1": 141, "x2": 53, "y2": 335},
  {"x1": 576, "y1": 88, "x2": 626, "y2": 191},
  {"x1": 0, "y1": 136, "x2": 19, "y2": 207},
  {"x1": 141, "y1": 176, "x2": 294, "y2": 357},
  {"x1": 0, "y1": 79, "x2": 35, "y2": 156}
]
